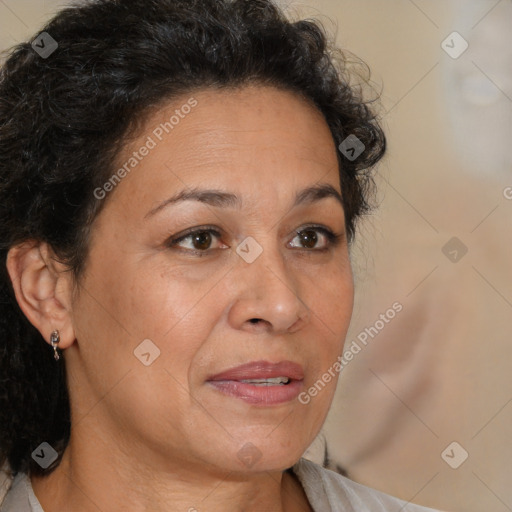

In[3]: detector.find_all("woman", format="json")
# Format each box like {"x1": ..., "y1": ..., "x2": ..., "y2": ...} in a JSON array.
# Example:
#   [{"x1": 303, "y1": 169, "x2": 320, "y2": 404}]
[{"x1": 0, "y1": 0, "x2": 443, "y2": 510}]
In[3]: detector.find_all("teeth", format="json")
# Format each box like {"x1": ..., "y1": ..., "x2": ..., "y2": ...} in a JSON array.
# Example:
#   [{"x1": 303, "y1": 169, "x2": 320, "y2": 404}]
[{"x1": 240, "y1": 377, "x2": 290, "y2": 385}]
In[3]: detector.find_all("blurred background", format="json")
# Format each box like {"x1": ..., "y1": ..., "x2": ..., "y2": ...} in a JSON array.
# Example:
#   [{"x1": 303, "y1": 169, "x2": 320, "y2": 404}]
[{"x1": 1, "y1": 1, "x2": 511, "y2": 511}]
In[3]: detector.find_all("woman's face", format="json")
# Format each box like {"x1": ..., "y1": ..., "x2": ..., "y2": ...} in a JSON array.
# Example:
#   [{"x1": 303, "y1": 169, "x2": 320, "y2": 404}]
[{"x1": 66, "y1": 85, "x2": 354, "y2": 475}]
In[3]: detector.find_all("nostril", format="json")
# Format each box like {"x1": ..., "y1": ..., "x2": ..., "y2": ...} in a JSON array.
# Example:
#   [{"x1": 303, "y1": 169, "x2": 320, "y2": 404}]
[{"x1": 249, "y1": 318, "x2": 262, "y2": 324}]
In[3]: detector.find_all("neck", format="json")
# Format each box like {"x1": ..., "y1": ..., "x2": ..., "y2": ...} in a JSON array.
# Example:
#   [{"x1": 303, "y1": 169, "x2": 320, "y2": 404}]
[{"x1": 30, "y1": 435, "x2": 312, "y2": 512}]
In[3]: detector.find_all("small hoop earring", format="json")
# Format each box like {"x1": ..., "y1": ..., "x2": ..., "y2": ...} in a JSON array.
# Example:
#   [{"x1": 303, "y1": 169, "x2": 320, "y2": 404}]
[{"x1": 50, "y1": 330, "x2": 60, "y2": 361}]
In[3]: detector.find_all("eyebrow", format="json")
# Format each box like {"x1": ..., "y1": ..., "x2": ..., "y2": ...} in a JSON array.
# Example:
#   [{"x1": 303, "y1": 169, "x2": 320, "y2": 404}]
[{"x1": 144, "y1": 183, "x2": 344, "y2": 219}]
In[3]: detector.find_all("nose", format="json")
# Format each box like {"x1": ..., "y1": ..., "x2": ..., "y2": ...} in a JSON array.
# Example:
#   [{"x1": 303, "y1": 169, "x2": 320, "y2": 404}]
[{"x1": 227, "y1": 241, "x2": 311, "y2": 335}]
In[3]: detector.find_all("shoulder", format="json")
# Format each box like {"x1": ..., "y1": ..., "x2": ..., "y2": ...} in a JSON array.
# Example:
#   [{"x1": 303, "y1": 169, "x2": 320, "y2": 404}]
[
  {"x1": 0, "y1": 462, "x2": 14, "y2": 510},
  {"x1": 291, "y1": 458, "x2": 444, "y2": 512},
  {"x1": 0, "y1": 469, "x2": 38, "y2": 512}
]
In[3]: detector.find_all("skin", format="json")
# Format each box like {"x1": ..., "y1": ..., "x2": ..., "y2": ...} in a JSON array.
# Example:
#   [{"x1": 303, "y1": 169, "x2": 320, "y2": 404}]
[{"x1": 7, "y1": 85, "x2": 355, "y2": 512}]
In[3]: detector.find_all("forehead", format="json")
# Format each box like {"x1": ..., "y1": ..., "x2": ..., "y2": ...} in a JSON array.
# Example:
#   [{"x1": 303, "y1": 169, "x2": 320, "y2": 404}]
[
  {"x1": 107, "y1": 85, "x2": 341, "y2": 212},
  {"x1": 129, "y1": 85, "x2": 336, "y2": 163}
]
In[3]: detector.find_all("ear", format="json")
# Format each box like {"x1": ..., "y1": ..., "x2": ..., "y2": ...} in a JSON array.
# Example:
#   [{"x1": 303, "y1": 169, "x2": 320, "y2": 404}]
[{"x1": 6, "y1": 240, "x2": 76, "y2": 351}]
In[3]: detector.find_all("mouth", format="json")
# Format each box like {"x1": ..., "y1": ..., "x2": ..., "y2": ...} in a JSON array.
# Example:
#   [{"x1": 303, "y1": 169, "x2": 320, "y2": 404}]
[
  {"x1": 206, "y1": 360, "x2": 304, "y2": 406},
  {"x1": 237, "y1": 376, "x2": 291, "y2": 386}
]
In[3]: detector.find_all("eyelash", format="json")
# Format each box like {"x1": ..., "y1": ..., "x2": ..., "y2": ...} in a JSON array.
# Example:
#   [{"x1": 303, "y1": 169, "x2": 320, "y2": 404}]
[{"x1": 165, "y1": 225, "x2": 344, "y2": 257}]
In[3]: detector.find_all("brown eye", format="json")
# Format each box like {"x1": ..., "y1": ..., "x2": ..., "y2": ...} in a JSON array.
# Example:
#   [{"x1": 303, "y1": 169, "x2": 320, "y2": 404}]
[
  {"x1": 299, "y1": 229, "x2": 318, "y2": 249},
  {"x1": 289, "y1": 226, "x2": 342, "y2": 251},
  {"x1": 191, "y1": 231, "x2": 213, "y2": 251},
  {"x1": 167, "y1": 225, "x2": 342, "y2": 256},
  {"x1": 167, "y1": 228, "x2": 225, "y2": 254}
]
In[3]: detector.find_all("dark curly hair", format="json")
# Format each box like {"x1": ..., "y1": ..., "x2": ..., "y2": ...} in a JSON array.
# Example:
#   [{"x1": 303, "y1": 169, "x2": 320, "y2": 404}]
[{"x1": 0, "y1": 0, "x2": 385, "y2": 478}]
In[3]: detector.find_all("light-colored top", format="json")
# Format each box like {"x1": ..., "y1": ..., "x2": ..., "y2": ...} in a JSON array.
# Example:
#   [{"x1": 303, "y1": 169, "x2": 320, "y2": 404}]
[{"x1": 0, "y1": 458, "x2": 443, "y2": 511}]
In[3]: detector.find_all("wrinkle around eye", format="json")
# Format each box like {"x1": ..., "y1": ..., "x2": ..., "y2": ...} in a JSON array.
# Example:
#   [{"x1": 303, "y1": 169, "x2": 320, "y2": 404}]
[{"x1": 165, "y1": 225, "x2": 344, "y2": 257}]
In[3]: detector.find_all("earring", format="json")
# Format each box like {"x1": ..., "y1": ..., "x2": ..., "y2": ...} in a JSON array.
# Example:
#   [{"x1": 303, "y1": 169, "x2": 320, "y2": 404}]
[{"x1": 50, "y1": 330, "x2": 60, "y2": 361}]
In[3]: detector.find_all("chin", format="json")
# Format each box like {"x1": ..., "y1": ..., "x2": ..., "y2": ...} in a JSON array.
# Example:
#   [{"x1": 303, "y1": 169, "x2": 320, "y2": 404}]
[{"x1": 224, "y1": 439, "x2": 307, "y2": 474}]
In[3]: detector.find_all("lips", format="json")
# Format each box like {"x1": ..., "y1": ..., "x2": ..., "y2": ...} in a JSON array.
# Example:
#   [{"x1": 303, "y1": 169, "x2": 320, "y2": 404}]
[
  {"x1": 206, "y1": 360, "x2": 305, "y2": 406},
  {"x1": 207, "y1": 360, "x2": 304, "y2": 382}
]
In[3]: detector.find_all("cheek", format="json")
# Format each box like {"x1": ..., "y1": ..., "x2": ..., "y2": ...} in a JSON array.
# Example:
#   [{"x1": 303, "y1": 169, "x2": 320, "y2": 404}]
[
  {"x1": 69, "y1": 259, "x2": 221, "y2": 435},
  {"x1": 71, "y1": 254, "x2": 208, "y2": 386},
  {"x1": 82, "y1": 253, "x2": 206, "y2": 339},
  {"x1": 302, "y1": 263, "x2": 354, "y2": 385},
  {"x1": 302, "y1": 260, "x2": 354, "y2": 335},
  {"x1": 97, "y1": 258, "x2": 229, "y2": 381}
]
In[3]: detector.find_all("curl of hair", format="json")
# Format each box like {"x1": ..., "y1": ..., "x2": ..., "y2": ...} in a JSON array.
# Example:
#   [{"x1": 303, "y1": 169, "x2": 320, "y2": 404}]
[{"x1": 0, "y1": 0, "x2": 385, "y2": 477}]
